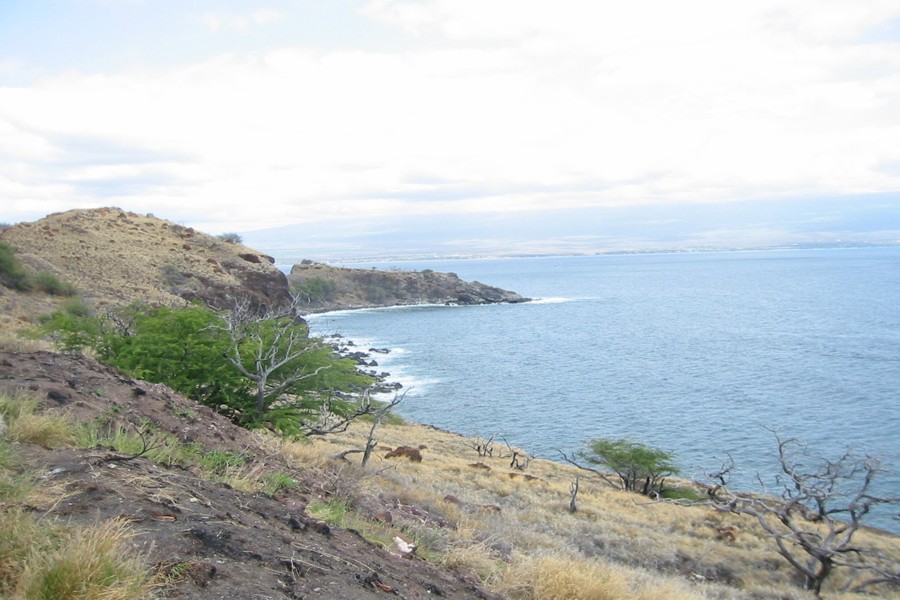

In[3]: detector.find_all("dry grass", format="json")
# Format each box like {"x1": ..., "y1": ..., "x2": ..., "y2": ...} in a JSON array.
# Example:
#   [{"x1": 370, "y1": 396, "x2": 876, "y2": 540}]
[
  {"x1": 10, "y1": 517, "x2": 154, "y2": 599},
  {"x1": 0, "y1": 414, "x2": 154, "y2": 598},
  {"x1": 0, "y1": 328, "x2": 52, "y2": 353},
  {"x1": 291, "y1": 420, "x2": 900, "y2": 600},
  {"x1": 0, "y1": 392, "x2": 76, "y2": 449}
]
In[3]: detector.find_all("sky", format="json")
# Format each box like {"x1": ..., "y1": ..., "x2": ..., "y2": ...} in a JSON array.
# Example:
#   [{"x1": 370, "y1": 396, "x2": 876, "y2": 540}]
[{"x1": 1, "y1": 1, "x2": 900, "y2": 260}]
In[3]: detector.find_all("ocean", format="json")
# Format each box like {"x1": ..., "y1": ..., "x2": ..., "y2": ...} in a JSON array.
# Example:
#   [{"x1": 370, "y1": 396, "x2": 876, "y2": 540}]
[{"x1": 306, "y1": 248, "x2": 900, "y2": 534}]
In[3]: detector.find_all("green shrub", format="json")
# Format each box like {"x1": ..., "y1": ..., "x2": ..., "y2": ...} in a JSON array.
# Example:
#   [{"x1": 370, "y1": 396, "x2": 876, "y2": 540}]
[
  {"x1": 262, "y1": 471, "x2": 296, "y2": 496},
  {"x1": 161, "y1": 263, "x2": 188, "y2": 287},
  {"x1": 199, "y1": 450, "x2": 246, "y2": 475},
  {"x1": 41, "y1": 303, "x2": 374, "y2": 435},
  {"x1": 0, "y1": 243, "x2": 31, "y2": 291},
  {"x1": 216, "y1": 232, "x2": 242, "y2": 244},
  {"x1": 31, "y1": 271, "x2": 76, "y2": 296},
  {"x1": 37, "y1": 301, "x2": 104, "y2": 354},
  {"x1": 293, "y1": 276, "x2": 338, "y2": 304}
]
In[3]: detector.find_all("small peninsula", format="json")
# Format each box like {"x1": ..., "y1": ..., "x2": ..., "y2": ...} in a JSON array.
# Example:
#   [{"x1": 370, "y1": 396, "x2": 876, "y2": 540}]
[{"x1": 288, "y1": 261, "x2": 530, "y2": 313}]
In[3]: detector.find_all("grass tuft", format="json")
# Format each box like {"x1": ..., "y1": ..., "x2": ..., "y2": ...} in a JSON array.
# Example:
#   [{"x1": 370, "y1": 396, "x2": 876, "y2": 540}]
[
  {"x1": 16, "y1": 517, "x2": 153, "y2": 599},
  {"x1": 497, "y1": 554, "x2": 632, "y2": 600},
  {"x1": 0, "y1": 392, "x2": 75, "y2": 448}
]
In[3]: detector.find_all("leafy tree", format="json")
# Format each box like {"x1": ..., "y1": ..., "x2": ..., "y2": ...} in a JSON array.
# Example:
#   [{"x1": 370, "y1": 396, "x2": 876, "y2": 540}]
[
  {"x1": 577, "y1": 437, "x2": 679, "y2": 496},
  {"x1": 99, "y1": 305, "x2": 246, "y2": 408},
  {"x1": 41, "y1": 301, "x2": 374, "y2": 436}
]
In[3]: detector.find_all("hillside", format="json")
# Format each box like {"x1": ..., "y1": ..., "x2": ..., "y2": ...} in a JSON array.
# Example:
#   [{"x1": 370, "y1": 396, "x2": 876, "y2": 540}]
[
  {"x1": 0, "y1": 209, "x2": 898, "y2": 599},
  {"x1": 288, "y1": 261, "x2": 530, "y2": 312},
  {"x1": 0, "y1": 207, "x2": 291, "y2": 316}
]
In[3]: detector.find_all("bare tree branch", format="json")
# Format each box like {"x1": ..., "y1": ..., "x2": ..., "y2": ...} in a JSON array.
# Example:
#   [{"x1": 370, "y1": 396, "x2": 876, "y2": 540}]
[
  {"x1": 557, "y1": 450, "x2": 618, "y2": 489},
  {"x1": 702, "y1": 430, "x2": 899, "y2": 596}
]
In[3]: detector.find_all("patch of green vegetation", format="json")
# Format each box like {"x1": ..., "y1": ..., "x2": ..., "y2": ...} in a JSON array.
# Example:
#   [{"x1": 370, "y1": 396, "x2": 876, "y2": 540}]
[
  {"x1": 31, "y1": 271, "x2": 77, "y2": 296},
  {"x1": 216, "y1": 232, "x2": 242, "y2": 244},
  {"x1": 199, "y1": 450, "x2": 246, "y2": 475},
  {"x1": 173, "y1": 406, "x2": 197, "y2": 419},
  {"x1": 0, "y1": 392, "x2": 75, "y2": 448},
  {"x1": 0, "y1": 437, "x2": 34, "y2": 505},
  {"x1": 161, "y1": 263, "x2": 189, "y2": 288},
  {"x1": 40, "y1": 302, "x2": 374, "y2": 436},
  {"x1": 75, "y1": 425, "x2": 202, "y2": 469},
  {"x1": 0, "y1": 243, "x2": 77, "y2": 296},
  {"x1": 306, "y1": 499, "x2": 352, "y2": 525},
  {"x1": 13, "y1": 518, "x2": 152, "y2": 599},
  {"x1": 660, "y1": 486, "x2": 703, "y2": 502},
  {"x1": 578, "y1": 437, "x2": 679, "y2": 497},
  {"x1": 292, "y1": 276, "x2": 337, "y2": 304},
  {"x1": 0, "y1": 242, "x2": 31, "y2": 291},
  {"x1": 261, "y1": 471, "x2": 296, "y2": 496}
]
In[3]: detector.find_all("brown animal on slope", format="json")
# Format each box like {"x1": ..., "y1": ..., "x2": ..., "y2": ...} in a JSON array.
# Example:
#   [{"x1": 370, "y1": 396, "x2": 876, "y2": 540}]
[
  {"x1": 716, "y1": 525, "x2": 741, "y2": 542},
  {"x1": 384, "y1": 446, "x2": 423, "y2": 462}
]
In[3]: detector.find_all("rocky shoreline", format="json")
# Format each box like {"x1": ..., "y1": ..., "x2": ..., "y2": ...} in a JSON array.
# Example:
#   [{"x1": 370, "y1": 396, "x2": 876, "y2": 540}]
[{"x1": 323, "y1": 334, "x2": 405, "y2": 396}]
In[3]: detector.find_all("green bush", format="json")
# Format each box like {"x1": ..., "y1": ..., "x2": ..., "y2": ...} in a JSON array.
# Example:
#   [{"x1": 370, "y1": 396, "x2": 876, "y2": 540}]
[
  {"x1": 31, "y1": 271, "x2": 76, "y2": 296},
  {"x1": 38, "y1": 301, "x2": 103, "y2": 354},
  {"x1": 161, "y1": 264, "x2": 189, "y2": 288},
  {"x1": 0, "y1": 243, "x2": 76, "y2": 295},
  {"x1": 0, "y1": 243, "x2": 31, "y2": 291},
  {"x1": 41, "y1": 303, "x2": 374, "y2": 436},
  {"x1": 293, "y1": 276, "x2": 338, "y2": 304},
  {"x1": 216, "y1": 232, "x2": 242, "y2": 244}
]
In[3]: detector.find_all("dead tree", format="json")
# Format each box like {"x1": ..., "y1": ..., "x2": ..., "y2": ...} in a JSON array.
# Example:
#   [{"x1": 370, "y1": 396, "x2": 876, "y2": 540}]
[
  {"x1": 568, "y1": 476, "x2": 580, "y2": 513},
  {"x1": 709, "y1": 431, "x2": 898, "y2": 596},
  {"x1": 557, "y1": 450, "x2": 621, "y2": 490},
  {"x1": 469, "y1": 434, "x2": 495, "y2": 458},
  {"x1": 213, "y1": 295, "x2": 329, "y2": 420},
  {"x1": 503, "y1": 438, "x2": 532, "y2": 471},
  {"x1": 361, "y1": 392, "x2": 405, "y2": 467}
]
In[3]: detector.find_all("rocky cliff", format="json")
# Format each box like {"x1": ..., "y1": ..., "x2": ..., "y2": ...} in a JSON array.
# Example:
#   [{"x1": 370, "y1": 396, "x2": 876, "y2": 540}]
[{"x1": 288, "y1": 262, "x2": 530, "y2": 312}]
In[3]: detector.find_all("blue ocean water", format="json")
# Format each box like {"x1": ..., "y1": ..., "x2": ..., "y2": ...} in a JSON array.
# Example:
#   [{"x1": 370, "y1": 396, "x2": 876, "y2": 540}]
[{"x1": 307, "y1": 248, "x2": 900, "y2": 533}]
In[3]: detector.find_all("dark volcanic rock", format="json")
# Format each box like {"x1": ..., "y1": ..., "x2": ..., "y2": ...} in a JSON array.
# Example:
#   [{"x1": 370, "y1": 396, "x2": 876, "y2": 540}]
[{"x1": 288, "y1": 262, "x2": 530, "y2": 312}]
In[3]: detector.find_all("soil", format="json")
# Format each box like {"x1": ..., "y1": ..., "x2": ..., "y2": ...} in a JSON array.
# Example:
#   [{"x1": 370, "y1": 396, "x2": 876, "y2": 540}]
[{"x1": 0, "y1": 350, "x2": 501, "y2": 600}]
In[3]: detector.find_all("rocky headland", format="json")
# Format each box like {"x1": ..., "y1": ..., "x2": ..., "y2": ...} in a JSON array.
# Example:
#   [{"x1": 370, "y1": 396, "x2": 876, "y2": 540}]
[{"x1": 288, "y1": 261, "x2": 530, "y2": 313}]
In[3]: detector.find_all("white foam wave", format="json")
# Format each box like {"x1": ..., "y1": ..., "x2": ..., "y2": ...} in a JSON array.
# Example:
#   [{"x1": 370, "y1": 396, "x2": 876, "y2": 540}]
[{"x1": 530, "y1": 297, "x2": 573, "y2": 304}]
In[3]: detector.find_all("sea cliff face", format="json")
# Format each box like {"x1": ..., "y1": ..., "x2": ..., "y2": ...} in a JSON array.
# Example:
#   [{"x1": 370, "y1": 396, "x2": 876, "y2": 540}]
[{"x1": 288, "y1": 261, "x2": 530, "y2": 313}]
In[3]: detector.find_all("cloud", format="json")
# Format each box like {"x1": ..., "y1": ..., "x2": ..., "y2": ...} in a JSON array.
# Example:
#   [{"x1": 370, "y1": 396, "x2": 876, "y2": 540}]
[
  {"x1": 198, "y1": 8, "x2": 285, "y2": 32},
  {"x1": 0, "y1": 1, "x2": 899, "y2": 246}
]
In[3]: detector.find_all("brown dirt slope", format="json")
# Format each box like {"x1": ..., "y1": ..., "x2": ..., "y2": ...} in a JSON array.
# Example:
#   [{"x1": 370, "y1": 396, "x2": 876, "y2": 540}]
[
  {"x1": 0, "y1": 350, "x2": 500, "y2": 600},
  {"x1": 0, "y1": 207, "x2": 291, "y2": 313}
]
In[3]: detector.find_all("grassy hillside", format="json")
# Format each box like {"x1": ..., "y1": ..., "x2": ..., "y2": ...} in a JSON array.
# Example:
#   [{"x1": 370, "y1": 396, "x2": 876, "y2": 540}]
[
  {"x1": 2, "y1": 351, "x2": 898, "y2": 599},
  {"x1": 0, "y1": 209, "x2": 897, "y2": 599},
  {"x1": 0, "y1": 207, "x2": 290, "y2": 317}
]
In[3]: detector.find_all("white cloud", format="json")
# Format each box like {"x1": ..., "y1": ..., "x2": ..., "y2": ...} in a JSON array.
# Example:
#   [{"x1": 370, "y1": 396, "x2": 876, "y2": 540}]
[
  {"x1": 198, "y1": 8, "x2": 285, "y2": 32},
  {"x1": 0, "y1": 1, "x2": 899, "y2": 237}
]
